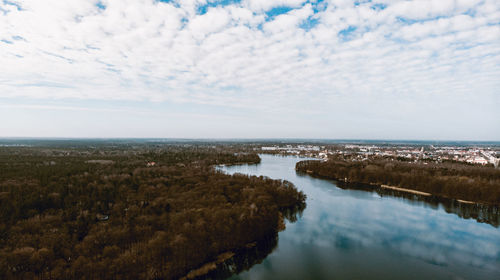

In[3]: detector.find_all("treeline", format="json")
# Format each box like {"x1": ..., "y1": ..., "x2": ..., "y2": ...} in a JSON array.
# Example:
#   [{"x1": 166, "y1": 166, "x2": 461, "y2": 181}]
[
  {"x1": 296, "y1": 158, "x2": 500, "y2": 205},
  {"x1": 0, "y1": 146, "x2": 305, "y2": 279}
]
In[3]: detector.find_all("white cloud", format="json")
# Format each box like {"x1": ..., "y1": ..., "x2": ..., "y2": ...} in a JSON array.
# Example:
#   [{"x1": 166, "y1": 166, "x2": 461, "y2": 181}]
[
  {"x1": 385, "y1": 0, "x2": 457, "y2": 20},
  {"x1": 263, "y1": 4, "x2": 313, "y2": 33},
  {"x1": 0, "y1": 0, "x2": 499, "y2": 138},
  {"x1": 189, "y1": 8, "x2": 231, "y2": 40}
]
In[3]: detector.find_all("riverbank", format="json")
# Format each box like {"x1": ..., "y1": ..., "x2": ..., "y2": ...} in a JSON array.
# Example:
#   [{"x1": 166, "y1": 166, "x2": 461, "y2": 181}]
[
  {"x1": 302, "y1": 170, "x2": 491, "y2": 206},
  {"x1": 380, "y1": 184, "x2": 431, "y2": 196},
  {"x1": 380, "y1": 184, "x2": 479, "y2": 204},
  {"x1": 296, "y1": 167, "x2": 500, "y2": 228},
  {"x1": 295, "y1": 159, "x2": 500, "y2": 206},
  {"x1": 180, "y1": 233, "x2": 281, "y2": 280}
]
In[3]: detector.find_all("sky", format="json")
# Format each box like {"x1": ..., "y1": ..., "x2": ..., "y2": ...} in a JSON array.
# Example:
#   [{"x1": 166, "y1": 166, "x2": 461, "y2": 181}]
[{"x1": 0, "y1": 0, "x2": 499, "y2": 140}]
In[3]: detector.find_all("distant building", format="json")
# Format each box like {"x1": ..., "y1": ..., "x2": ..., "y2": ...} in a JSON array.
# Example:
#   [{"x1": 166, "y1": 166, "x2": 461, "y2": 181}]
[{"x1": 466, "y1": 157, "x2": 488, "y2": 165}]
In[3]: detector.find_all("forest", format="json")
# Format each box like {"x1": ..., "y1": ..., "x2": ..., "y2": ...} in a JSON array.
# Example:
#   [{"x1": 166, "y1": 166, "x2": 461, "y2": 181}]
[
  {"x1": 296, "y1": 156, "x2": 500, "y2": 205},
  {"x1": 0, "y1": 145, "x2": 306, "y2": 279}
]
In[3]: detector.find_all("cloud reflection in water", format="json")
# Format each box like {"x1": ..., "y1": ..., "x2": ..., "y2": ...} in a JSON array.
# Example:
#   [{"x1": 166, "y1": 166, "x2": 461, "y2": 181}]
[{"x1": 221, "y1": 155, "x2": 500, "y2": 280}]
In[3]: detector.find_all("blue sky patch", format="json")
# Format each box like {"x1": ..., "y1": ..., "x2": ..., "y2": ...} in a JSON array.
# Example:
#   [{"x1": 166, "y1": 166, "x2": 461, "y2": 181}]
[
  {"x1": 396, "y1": 17, "x2": 418, "y2": 25},
  {"x1": 397, "y1": 15, "x2": 453, "y2": 25},
  {"x1": 354, "y1": 0, "x2": 371, "y2": 7},
  {"x1": 96, "y1": 1, "x2": 106, "y2": 10},
  {"x1": 338, "y1": 26, "x2": 357, "y2": 41},
  {"x1": 42, "y1": 51, "x2": 74, "y2": 64},
  {"x1": 180, "y1": 17, "x2": 189, "y2": 28},
  {"x1": 310, "y1": 0, "x2": 327, "y2": 13},
  {"x1": 3, "y1": 0, "x2": 22, "y2": 11},
  {"x1": 266, "y1": 6, "x2": 294, "y2": 19},
  {"x1": 156, "y1": 0, "x2": 181, "y2": 8},
  {"x1": 371, "y1": 3, "x2": 387, "y2": 11},
  {"x1": 197, "y1": 0, "x2": 241, "y2": 15},
  {"x1": 300, "y1": 17, "x2": 319, "y2": 31}
]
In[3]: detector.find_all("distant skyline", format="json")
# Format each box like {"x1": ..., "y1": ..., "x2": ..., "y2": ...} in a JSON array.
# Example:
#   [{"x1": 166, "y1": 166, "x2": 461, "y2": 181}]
[
  {"x1": 1, "y1": 0, "x2": 499, "y2": 140},
  {"x1": 1, "y1": 137, "x2": 500, "y2": 146}
]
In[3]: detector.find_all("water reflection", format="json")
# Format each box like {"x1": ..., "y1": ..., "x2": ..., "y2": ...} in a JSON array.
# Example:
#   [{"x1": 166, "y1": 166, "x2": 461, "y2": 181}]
[
  {"x1": 196, "y1": 233, "x2": 278, "y2": 280},
  {"x1": 220, "y1": 155, "x2": 500, "y2": 280},
  {"x1": 280, "y1": 203, "x2": 306, "y2": 223},
  {"x1": 330, "y1": 180, "x2": 500, "y2": 228},
  {"x1": 196, "y1": 204, "x2": 305, "y2": 279}
]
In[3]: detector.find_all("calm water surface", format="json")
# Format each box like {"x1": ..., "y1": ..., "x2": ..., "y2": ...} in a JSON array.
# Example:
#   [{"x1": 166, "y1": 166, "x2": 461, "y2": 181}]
[{"x1": 219, "y1": 155, "x2": 500, "y2": 280}]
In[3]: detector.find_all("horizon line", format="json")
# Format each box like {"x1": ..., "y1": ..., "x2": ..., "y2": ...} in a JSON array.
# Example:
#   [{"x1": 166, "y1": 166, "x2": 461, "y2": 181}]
[{"x1": 1, "y1": 137, "x2": 499, "y2": 143}]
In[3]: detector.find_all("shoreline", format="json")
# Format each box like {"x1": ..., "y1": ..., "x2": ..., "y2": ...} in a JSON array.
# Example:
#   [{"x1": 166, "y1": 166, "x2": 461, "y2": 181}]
[
  {"x1": 378, "y1": 184, "x2": 485, "y2": 205},
  {"x1": 297, "y1": 169, "x2": 495, "y2": 207},
  {"x1": 380, "y1": 184, "x2": 431, "y2": 196},
  {"x1": 456, "y1": 199, "x2": 476, "y2": 204}
]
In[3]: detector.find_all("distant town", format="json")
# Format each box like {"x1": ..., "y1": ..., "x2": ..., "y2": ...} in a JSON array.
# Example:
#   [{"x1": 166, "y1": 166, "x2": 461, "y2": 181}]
[
  {"x1": 259, "y1": 144, "x2": 500, "y2": 167},
  {"x1": 1, "y1": 138, "x2": 499, "y2": 168}
]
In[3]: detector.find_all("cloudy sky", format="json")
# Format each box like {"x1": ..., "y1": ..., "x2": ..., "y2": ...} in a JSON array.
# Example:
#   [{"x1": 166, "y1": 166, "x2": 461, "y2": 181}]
[{"x1": 1, "y1": 0, "x2": 499, "y2": 140}]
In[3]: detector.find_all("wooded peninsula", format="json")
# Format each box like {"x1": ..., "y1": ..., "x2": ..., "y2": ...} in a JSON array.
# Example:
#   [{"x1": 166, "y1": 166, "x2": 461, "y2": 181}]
[
  {"x1": 296, "y1": 156, "x2": 500, "y2": 205},
  {"x1": 0, "y1": 144, "x2": 305, "y2": 279}
]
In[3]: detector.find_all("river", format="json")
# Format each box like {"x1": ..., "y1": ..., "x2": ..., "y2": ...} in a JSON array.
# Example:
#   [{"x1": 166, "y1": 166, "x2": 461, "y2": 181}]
[{"x1": 218, "y1": 154, "x2": 500, "y2": 280}]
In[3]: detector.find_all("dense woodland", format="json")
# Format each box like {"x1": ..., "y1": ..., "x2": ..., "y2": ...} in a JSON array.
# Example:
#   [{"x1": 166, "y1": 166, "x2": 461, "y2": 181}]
[
  {"x1": 0, "y1": 145, "x2": 305, "y2": 279},
  {"x1": 296, "y1": 157, "x2": 500, "y2": 205}
]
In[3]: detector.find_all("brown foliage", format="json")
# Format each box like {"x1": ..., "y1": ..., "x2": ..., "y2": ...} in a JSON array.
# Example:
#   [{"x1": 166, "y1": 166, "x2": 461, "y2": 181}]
[{"x1": 0, "y1": 147, "x2": 304, "y2": 279}]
